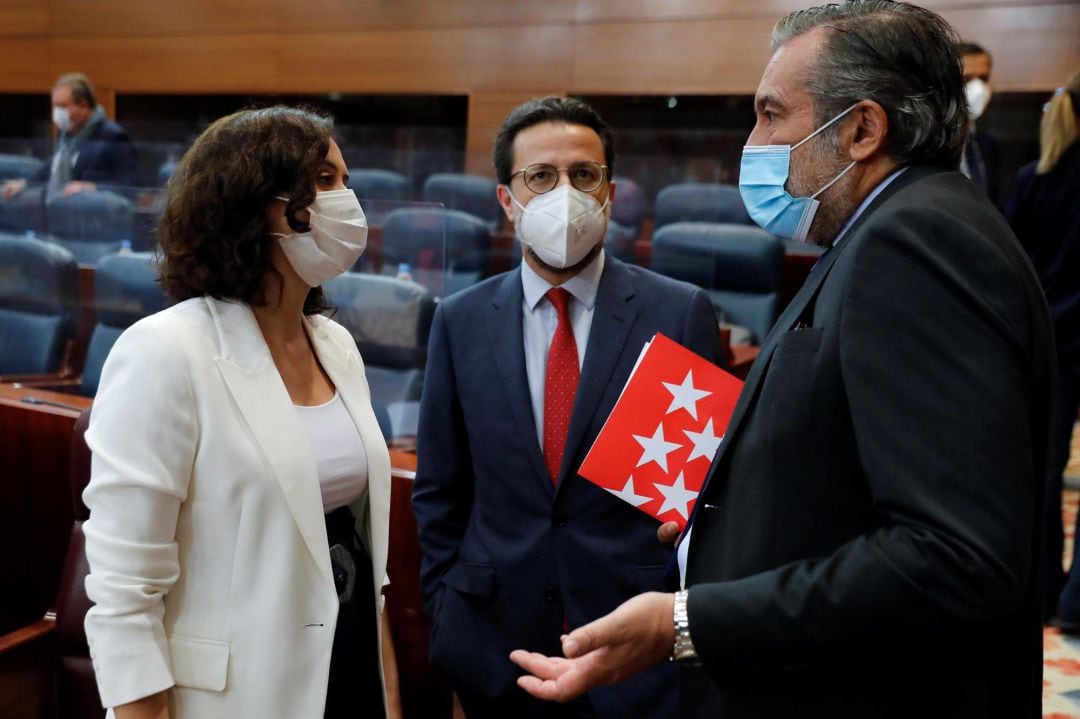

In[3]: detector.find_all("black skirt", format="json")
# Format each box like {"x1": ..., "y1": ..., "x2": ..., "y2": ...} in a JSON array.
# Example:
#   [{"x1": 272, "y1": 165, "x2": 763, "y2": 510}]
[{"x1": 324, "y1": 505, "x2": 385, "y2": 719}]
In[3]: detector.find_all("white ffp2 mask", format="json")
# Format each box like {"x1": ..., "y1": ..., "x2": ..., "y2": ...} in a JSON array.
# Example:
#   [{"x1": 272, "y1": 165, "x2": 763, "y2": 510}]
[
  {"x1": 965, "y1": 79, "x2": 992, "y2": 120},
  {"x1": 510, "y1": 184, "x2": 609, "y2": 269},
  {"x1": 274, "y1": 189, "x2": 368, "y2": 287}
]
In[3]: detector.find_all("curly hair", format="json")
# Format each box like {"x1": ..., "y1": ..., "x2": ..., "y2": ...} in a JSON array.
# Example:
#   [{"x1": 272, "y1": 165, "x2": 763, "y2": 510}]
[{"x1": 157, "y1": 105, "x2": 334, "y2": 314}]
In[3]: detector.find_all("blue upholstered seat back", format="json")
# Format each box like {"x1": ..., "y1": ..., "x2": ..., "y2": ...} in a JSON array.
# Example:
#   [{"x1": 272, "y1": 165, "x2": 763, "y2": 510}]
[
  {"x1": 0, "y1": 154, "x2": 44, "y2": 181},
  {"x1": 79, "y1": 252, "x2": 171, "y2": 396},
  {"x1": 0, "y1": 234, "x2": 78, "y2": 374},
  {"x1": 651, "y1": 222, "x2": 785, "y2": 343},
  {"x1": 46, "y1": 190, "x2": 135, "y2": 264},
  {"x1": 654, "y1": 183, "x2": 750, "y2": 228},
  {"x1": 323, "y1": 272, "x2": 436, "y2": 438},
  {"x1": 421, "y1": 173, "x2": 503, "y2": 230}
]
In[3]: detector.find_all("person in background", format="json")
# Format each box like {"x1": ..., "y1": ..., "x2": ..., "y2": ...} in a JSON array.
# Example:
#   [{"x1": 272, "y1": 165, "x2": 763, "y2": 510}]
[
  {"x1": 412, "y1": 96, "x2": 723, "y2": 719},
  {"x1": 510, "y1": 3, "x2": 1053, "y2": 718},
  {"x1": 1005, "y1": 69, "x2": 1080, "y2": 629},
  {"x1": 81, "y1": 106, "x2": 400, "y2": 719},
  {"x1": 959, "y1": 41, "x2": 1002, "y2": 206},
  {"x1": 2, "y1": 72, "x2": 137, "y2": 199}
]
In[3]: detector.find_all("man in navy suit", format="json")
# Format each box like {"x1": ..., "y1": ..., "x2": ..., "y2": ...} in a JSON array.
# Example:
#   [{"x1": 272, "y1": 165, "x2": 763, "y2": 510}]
[
  {"x1": 413, "y1": 96, "x2": 723, "y2": 719},
  {"x1": 3, "y1": 72, "x2": 137, "y2": 199},
  {"x1": 510, "y1": 4, "x2": 1052, "y2": 718}
]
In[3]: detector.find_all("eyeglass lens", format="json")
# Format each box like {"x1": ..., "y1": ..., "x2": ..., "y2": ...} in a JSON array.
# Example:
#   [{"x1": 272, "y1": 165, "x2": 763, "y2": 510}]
[{"x1": 523, "y1": 162, "x2": 605, "y2": 193}]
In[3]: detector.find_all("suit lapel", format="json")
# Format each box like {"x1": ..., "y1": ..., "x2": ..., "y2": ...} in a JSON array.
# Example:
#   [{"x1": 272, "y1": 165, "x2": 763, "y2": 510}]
[
  {"x1": 308, "y1": 314, "x2": 391, "y2": 596},
  {"x1": 556, "y1": 258, "x2": 638, "y2": 491},
  {"x1": 208, "y1": 298, "x2": 333, "y2": 584},
  {"x1": 488, "y1": 269, "x2": 552, "y2": 492},
  {"x1": 703, "y1": 165, "x2": 927, "y2": 487}
]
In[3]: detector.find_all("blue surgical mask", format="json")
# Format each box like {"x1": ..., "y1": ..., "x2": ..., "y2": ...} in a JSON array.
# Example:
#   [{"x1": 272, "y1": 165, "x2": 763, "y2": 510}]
[{"x1": 738, "y1": 104, "x2": 857, "y2": 242}]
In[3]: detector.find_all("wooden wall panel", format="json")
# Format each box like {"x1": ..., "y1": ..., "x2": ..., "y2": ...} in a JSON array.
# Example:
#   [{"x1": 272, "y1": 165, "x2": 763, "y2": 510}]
[
  {"x1": 46, "y1": 0, "x2": 275, "y2": 37},
  {"x1": 48, "y1": 35, "x2": 284, "y2": 94},
  {"x1": 0, "y1": 40, "x2": 51, "y2": 92},
  {"x1": 0, "y1": 1, "x2": 50, "y2": 36},
  {"x1": 572, "y1": 18, "x2": 778, "y2": 95},
  {"x1": 275, "y1": 26, "x2": 573, "y2": 94},
  {"x1": 945, "y1": 4, "x2": 1080, "y2": 89},
  {"x1": 277, "y1": 0, "x2": 578, "y2": 32}
]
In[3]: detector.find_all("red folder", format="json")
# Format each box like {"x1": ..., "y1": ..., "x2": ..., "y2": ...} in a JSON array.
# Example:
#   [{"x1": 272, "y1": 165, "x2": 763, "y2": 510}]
[{"x1": 578, "y1": 333, "x2": 743, "y2": 529}]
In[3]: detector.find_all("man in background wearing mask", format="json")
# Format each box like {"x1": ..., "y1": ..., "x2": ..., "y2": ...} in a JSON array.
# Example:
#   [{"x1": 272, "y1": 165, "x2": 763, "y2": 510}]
[
  {"x1": 511, "y1": 3, "x2": 1053, "y2": 718},
  {"x1": 2, "y1": 72, "x2": 137, "y2": 199},
  {"x1": 413, "y1": 96, "x2": 722, "y2": 719},
  {"x1": 959, "y1": 41, "x2": 1002, "y2": 206}
]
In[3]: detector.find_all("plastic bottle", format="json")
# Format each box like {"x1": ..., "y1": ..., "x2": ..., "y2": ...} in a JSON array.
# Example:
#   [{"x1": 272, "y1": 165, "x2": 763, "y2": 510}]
[
  {"x1": 118, "y1": 239, "x2": 133, "y2": 255},
  {"x1": 396, "y1": 262, "x2": 412, "y2": 282}
]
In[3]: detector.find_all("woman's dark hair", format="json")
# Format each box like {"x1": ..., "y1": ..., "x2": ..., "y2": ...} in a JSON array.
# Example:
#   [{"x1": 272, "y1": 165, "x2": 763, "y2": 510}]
[
  {"x1": 492, "y1": 96, "x2": 615, "y2": 185},
  {"x1": 157, "y1": 105, "x2": 334, "y2": 314}
]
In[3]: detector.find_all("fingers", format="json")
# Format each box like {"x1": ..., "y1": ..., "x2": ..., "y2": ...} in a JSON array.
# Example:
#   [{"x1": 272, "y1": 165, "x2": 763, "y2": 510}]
[
  {"x1": 508, "y1": 650, "x2": 571, "y2": 680},
  {"x1": 657, "y1": 521, "x2": 681, "y2": 544}
]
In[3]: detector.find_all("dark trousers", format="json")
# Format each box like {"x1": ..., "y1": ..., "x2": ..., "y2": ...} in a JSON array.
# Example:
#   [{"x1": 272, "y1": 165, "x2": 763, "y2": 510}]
[
  {"x1": 324, "y1": 506, "x2": 385, "y2": 719},
  {"x1": 1044, "y1": 363, "x2": 1080, "y2": 619}
]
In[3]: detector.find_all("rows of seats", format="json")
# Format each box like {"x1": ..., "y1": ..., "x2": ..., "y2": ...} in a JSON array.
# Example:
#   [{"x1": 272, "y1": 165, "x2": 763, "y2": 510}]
[{"x1": 0, "y1": 235, "x2": 433, "y2": 440}]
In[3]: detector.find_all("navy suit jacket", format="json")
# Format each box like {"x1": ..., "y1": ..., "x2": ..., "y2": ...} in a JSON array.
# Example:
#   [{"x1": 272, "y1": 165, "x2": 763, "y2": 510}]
[
  {"x1": 36, "y1": 118, "x2": 137, "y2": 188},
  {"x1": 683, "y1": 166, "x2": 1053, "y2": 718},
  {"x1": 413, "y1": 256, "x2": 722, "y2": 717}
]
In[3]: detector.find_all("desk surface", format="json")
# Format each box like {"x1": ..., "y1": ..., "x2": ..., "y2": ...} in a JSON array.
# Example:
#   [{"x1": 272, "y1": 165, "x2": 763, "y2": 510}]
[{"x1": 0, "y1": 384, "x2": 92, "y2": 419}]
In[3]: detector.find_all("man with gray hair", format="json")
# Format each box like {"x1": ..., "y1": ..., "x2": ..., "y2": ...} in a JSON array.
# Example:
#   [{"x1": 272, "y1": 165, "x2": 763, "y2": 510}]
[
  {"x1": 3, "y1": 72, "x2": 137, "y2": 198},
  {"x1": 510, "y1": 2, "x2": 1053, "y2": 717}
]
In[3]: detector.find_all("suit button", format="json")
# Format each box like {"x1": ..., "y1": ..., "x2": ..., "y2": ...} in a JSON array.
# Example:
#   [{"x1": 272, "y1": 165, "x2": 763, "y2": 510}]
[
  {"x1": 554, "y1": 513, "x2": 568, "y2": 527},
  {"x1": 543, "y1": 587, "x2": 557, "y2": 601}
]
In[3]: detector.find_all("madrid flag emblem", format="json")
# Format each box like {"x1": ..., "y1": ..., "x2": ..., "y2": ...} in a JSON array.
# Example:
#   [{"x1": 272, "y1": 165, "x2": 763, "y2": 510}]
[{"x1": 578, "y1": 333, "x2": 743, "y2": 529}]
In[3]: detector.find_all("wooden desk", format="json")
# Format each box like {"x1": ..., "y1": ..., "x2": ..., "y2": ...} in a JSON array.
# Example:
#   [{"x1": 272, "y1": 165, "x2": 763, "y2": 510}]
[{"x1": 0, "y1": 384, "x2": 91, "y2": 636}]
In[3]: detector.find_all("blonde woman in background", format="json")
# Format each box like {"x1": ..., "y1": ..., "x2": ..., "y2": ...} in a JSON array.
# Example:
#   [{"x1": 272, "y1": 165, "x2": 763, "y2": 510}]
[{"x1": 1005, "y1": 70, "x2": 1080, "y2": 628}]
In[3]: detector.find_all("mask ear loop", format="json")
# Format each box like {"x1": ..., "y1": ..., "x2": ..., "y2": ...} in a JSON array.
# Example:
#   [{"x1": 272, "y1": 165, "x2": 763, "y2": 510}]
[{"x1": 792, "y1": 102, "x2": 859, "y2": 151}]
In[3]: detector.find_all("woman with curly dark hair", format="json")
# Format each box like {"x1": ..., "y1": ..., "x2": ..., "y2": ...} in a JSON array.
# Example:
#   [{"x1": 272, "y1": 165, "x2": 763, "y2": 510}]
[{"x1": 81, "y1": 106, "x2": 401, "y2": 719}]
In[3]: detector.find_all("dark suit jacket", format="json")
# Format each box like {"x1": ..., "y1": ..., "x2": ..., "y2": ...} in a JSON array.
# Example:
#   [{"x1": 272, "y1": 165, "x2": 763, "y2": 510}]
[
  {"x1": 683, "y1": 166, "x2": 1053, "y2": 718},
  {"x1": 414, "y1": 256, "x2": 723, "y2": 718},
  {"x1": 35, "y1": 118, "x2": 137, "y2": 188},
  {"x1": 1005, "y1": 141, "x2": 1080, "y2": 362}
]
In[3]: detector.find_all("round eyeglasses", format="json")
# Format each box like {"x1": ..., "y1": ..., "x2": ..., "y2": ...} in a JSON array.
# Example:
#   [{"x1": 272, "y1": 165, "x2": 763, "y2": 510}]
[{"x1": 509, "y1": 161, "x2": 608, "y2": 194}]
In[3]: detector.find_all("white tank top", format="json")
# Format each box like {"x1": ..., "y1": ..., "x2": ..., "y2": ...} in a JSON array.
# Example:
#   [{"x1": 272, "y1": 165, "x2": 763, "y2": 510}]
[{"x1": 294, "y1": 392, "x2": 368, "y2": 512}]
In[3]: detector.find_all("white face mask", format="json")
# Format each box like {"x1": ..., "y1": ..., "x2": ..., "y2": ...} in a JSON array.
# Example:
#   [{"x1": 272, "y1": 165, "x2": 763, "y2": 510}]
[
  {"x1": 509, "y1": 184, "x2": 610, "y2": 269},
  {"x1": 965, "y1": 79, "x2": 992, "y2": 120},
  {"x1": 52, "y1": 106, "x2": 72, "y2": 133},
  {"x1": 273, "y1": 189, "x2": 368, "y2": 287}
]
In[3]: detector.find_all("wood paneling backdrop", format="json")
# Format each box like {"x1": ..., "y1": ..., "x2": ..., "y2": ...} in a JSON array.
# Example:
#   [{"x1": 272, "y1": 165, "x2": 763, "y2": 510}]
[{"x1": 0, "y1": 0, "x2": 1077, "y2": 172}]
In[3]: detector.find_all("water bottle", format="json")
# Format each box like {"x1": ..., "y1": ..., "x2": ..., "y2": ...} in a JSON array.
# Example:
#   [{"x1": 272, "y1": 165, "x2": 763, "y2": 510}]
[
  {"x1": 118, "y1": 239, "x2": 133, "y2": 255},
  {"x1": 396, "y1": 262, "x2": 412, "y2": 282}
]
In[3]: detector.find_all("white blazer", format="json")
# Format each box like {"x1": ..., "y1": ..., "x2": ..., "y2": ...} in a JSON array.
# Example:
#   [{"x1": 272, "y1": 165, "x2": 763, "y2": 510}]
[{"x1": 82, "y1": 296, "x2": 392, "y2": 718}]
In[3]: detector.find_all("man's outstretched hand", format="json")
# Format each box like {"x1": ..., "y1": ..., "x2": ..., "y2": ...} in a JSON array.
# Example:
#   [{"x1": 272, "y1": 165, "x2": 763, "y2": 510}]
[{"x1": 509, "y1": 592, "x2": 675, "y2": 703}]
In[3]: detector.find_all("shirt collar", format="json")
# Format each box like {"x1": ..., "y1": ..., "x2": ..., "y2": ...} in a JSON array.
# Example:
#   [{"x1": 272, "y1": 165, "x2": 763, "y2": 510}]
[
  {"x1": 831, "y1": 166, "x2": 907, "y2": 248},
  {"x1": 522, "y1": 248, "x2": 606, "y2": 311}
]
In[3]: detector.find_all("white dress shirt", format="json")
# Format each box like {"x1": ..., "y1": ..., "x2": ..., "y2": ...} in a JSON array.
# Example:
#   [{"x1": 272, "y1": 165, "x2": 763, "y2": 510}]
[{"x1": 521, "y1": 249, "x2": 606, "y2": 448}]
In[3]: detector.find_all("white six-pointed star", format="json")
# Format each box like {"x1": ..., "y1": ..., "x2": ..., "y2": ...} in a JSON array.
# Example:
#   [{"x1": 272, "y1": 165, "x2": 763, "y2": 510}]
[
  {"x1": 633, "y1": 422, "x2": 683, "y2": 473},
  {"x1": 604, "y1": 476, "x2": 652, "y2": 508},
  {"x1": 654, "y1": 471, "x2": 699, "y2": 520},
  {"x1": 684, "y1": 418, "x2": 723, "y2": 463},
  {"x1": 662, "y1": 370, "x2": 712, "y2": 420}
]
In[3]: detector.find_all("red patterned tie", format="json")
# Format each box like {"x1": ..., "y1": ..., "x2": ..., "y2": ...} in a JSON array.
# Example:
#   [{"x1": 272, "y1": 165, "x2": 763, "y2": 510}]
[{"x1": 543, "y1": 287, "x2": 580, "y2": 485}]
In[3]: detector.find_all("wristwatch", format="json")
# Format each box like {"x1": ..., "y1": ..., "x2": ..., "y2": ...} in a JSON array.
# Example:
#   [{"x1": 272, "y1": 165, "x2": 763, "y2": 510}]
[{"x1": 672, "y1": 590, "x2": 700, "y2": 664}]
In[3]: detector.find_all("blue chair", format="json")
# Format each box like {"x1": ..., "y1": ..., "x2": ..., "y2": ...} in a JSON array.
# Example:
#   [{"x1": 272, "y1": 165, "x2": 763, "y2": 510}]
[
  {"x1": 379, "y1": 207, "x2": 492, "y2": 296},
  {"x1": 158, "y1": 160, "x2": 178, "y2": 186},
  {"x1": 611, "y1": 176, "x2": 647, "y2": 234},
  {"x1": 604, "y1": 221, "x2": 638, "y2": 264},
  {"x1": 0, "y1": 234, "x2": 79, "y2": 375},
  {"x1": 0, "y1": 154, "x2": 44, "y2": 182},
  {"x1": 421, "y1": 173, "x2": 503, "y2": 231},
  {"x1": 79, "y1": 252, "x2": 172, "y2": 396},
  {"x1": 651, "y1": 222, "x2": 784, "y2": 344},
  {"x1": 654, "y1": 183, "x2": 750, "y2": 228},
  {"x1": 323, "y1": 272, "x2": 436, "y2": 438},
  {"x1": 46, "y1": 190, "x2": 134, "y2": 265},
  {"x1": 0, "y1": 184, "x2": 48, "y2": 235},
  {"x1": 348, "y1": 169, "x2": 411, "y2": 227}
]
